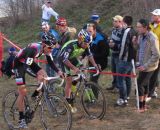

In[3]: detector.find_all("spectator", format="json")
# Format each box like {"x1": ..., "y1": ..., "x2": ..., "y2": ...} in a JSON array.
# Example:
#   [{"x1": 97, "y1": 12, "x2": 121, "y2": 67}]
[
  {"x1": 83, "y1": 14, "x2": 107, "y2": 39},
  {"x1": 136, "y1": 19, "x2": 160, "y2": 112},
  {"x1": 86, "y1": 23, "x2": 109, "y2": 84},
  {"x1": 146, "y1": 9, "x2": 160, "y2": 101},
  {"x1": 3, "y1": 47, "x2": 17, "y2": 78},
  {"x1": 56, "y1": 17, "x2": 77, "y2": 46},
  {"x1": 106, "y1": 15, "x2": 124, "y2": 91},
  {"x1": 40, "y1": 22, "x2": 60, "y2": 76},
  {"x1": 41, "y1": 0, "x2": 59, "y2": 24},
  {"x1": 116, "y1": 16, "x2": 137, "y2": 106}
]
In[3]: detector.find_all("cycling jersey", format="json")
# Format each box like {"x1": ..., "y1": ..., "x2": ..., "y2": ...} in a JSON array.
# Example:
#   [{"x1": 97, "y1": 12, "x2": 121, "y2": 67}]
[
  {"x1": 59, "y1": 40, "x2": 92, "y2": 62},
  {"x1": 14, "y1": 43, "x2": 59, "y2": 85},
  {"x1": 58, "y1": 40, "x2": 92, "y2": 75}
]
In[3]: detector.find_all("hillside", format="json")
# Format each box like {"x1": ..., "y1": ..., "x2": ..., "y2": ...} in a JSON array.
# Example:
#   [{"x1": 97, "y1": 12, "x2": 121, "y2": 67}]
[{"x1": 1, "y1": 0, "x2": 160, "y2": 46}]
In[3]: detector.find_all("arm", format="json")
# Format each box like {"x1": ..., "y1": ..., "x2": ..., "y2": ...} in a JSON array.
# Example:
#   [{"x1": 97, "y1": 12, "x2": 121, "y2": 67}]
[
  {"x1": 143, "y1": 37, "x2": 160, "y2": 69},
  {"x1": 49, "y1": 8, "x2": 59, "y2": 19},
  {"x1": 85, "y1": 48, "x2": 98, "y2": 68},
  {"x1": 46, "y1": 54, "x2": 59, "y2": 73}
]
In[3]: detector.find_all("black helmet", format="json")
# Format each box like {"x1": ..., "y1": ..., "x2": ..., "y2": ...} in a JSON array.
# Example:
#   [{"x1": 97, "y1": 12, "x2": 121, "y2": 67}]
[{"x1": 41, "y1": 33, "x2": 57, "y2": 47}]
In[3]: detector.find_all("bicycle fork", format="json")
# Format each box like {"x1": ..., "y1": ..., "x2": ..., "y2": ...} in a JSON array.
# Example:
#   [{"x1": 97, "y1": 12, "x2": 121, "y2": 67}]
[
  {"x1": 84, "y1": 88, "x2": 96, "y2": 102},
  {"x1": 43, "y1": 93, "x2": 58, "y2": 117}
]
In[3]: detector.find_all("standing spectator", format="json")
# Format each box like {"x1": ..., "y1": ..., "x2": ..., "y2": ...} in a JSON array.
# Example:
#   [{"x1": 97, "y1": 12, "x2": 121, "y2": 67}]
[
  {"x1": 40, "y1": 22, "x2": 60, "y2": 76},
  {"x1": 146, "y1": 9, "x2": 160, "y2": 101},
  {"x1": 83, "y1": 14, "x2": 108, "y2": 40},
  {"x1": 106, "y1": 15, "x2": 124, "y2": 90},
  {"x1": 84, "y1": 14, "x2": 102, "y2": 34},
  {"x1": 136, "y1": 19, "x2": 160, "y2": 112},
  {"x1": 86, "y1": 23, "x2": 109, "y2": 84},
  {"x1": 116, "y1": 16, "x2": 137, "y2": 106},
  {"x1": 56, "y1": 17, "x2": 77, "y2": 46},
  {"x1": 3, "y1": 47, "x2": 17, "y2": 78},
  {"x1": 41, "y1": 0, "x2": 59, "y2": 24}
]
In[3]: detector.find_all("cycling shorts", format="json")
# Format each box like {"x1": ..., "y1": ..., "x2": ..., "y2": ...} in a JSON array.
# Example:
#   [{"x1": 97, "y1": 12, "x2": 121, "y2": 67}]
[{"x1": 13, "y1": 58, "x2": 41, "y2": 85}]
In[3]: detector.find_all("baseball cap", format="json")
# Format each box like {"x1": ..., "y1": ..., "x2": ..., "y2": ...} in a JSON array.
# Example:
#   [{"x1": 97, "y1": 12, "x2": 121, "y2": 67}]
[
  {"x1": 91, "y1": 14, "x2": 100, "y2": 21},
  {"x1": 151, "y1": 9, "x2": 160, "y2": 16},
  {"x1": 47, "y1": 0, "x2": 52, "y2": 3},
  {"x1": 113, "y1": 15, "x2": 123, "y2": 21}
]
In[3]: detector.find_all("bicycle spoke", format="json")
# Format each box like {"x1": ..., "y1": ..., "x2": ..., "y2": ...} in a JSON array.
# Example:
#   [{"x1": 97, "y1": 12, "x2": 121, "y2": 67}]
[
  {"x1": 2, "y1": 90, "x2": 19, "y2": 129},
  {"x1": 40, "y1": 94, "x2": 72, "y2": 130},
  {"x1": 81, "y1": 82, "x2": 106, "y2": 119}
]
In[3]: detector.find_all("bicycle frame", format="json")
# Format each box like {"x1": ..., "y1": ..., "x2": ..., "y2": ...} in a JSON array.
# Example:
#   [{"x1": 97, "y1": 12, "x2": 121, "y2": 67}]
[{"x1": 71, "y1": 67, "x2": 98, "y2": 99}]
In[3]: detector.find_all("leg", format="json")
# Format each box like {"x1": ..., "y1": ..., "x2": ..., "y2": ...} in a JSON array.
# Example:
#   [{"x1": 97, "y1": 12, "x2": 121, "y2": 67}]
[
  {"x1": 107, "y1": 55, "x2": 117, "y2": 90},
  {"x1": 17, "y1": 85, "x2": 27, "y2": 119},
  {"x1": 148, "y1": 64, "x2": 160, "y2": 97},
  {"x1": 65, "y1": 76, "x2": 72, "y2": 99},
  {"x1": 138, "y1": 71, "x2": 153, "y2": 112}
]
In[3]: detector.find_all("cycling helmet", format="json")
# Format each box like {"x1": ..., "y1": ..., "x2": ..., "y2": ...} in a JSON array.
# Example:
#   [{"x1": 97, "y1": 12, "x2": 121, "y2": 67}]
[
  {"x1": 56, "y1": 17, "x2": 67, "y2": 26},
  {"x1": 78, "y1": 29, "x2": 92, "y2": 44},
  {"x1": 41, "y1": 33, "x2": 57, "y2": 47}
]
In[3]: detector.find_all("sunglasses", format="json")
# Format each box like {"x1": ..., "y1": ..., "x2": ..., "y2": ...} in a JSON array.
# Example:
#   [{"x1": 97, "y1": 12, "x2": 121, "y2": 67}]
[{"x1": 46, "y1": 45, "x2": 55, "y2": 49}]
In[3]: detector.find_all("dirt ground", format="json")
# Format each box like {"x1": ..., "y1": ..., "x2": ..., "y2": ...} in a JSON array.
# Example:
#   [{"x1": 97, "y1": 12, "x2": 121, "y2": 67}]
[{"x1": 0, "y1": 74, "x2": 160, "y2": 130}]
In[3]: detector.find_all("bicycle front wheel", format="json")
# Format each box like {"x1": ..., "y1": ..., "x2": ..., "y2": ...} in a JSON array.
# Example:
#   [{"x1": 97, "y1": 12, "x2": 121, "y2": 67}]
[
  {"x1": 81, "y1": 82, "x2": 106, "y2": 120},
  {"x1": 40, "y1": 94, "x2": 72, "y2": 130},
  {"x1": 2, "y1": 90, "x2": 19, "y2": 130}
]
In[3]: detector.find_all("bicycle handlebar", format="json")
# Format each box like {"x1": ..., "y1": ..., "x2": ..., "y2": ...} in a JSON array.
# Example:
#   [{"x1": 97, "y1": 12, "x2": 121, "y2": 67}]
[
  {"x1": 80, "y1": 66, "x2": 100, "y2": 77},
  {"x1": 70, "y1": 66, "x2": 99, "y2": 81},
  {"x1": 36, "y1": 76, "x2": 64, "y2": 91}
]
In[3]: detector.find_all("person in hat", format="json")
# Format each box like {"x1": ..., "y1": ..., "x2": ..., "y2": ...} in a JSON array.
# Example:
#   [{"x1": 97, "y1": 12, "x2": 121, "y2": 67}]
[
  {"x1": 41, "y1": 0, "x2": 59, "y2": 24},
  {"x1": 106, "y1": 15, "x2": 124, "y2": 91},
  {"x1": 146, "y1": 9, "x2": 160, "y2": 102},
  {"x1": 136, "y1": 19, "x2": 160, "y2": 112},
  {"x1": 2, "y1": 47, "x2": 17, "y2": 78}
]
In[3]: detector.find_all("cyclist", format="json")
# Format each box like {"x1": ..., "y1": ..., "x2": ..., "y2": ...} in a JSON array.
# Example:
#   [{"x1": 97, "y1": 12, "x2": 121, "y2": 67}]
[
  {"x1": 13, "y1": 33, "x2": 63, "y2": 128},
  {"x1": 58, "y1": 29, "x2": 99, "y2": 113}
]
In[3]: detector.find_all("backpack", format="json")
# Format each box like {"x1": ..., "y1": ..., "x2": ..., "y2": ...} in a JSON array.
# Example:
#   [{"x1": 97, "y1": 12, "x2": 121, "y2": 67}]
[{"x1": 1, "y1": 55, "x2": 15, "y2": 78}]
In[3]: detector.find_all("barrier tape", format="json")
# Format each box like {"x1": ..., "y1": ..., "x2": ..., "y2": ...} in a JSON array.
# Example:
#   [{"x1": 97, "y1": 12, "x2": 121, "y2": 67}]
[
  {"x1": 2, "y1": 35, "x2": 21, "y2": 50},
  {"x1": 1, "y1": 33, "x2": 48, "y2": 63},
  {"x1": 87, "y1": 69, "x2": 137, "y2": 78}
]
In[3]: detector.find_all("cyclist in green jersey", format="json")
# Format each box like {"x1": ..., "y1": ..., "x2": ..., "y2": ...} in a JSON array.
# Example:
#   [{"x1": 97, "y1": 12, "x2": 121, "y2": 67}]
[{"x1": 58, "y1": 29, "x2": 99, "y2": 113}]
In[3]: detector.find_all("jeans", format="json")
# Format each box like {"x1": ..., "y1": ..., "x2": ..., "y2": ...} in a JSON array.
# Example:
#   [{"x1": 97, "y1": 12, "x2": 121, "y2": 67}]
[
  {"x1": 111, "y1": 54, "x2": 119, "y2": 88},
  {"x1": 117, "y1": 60, "x2": 133, "y2": 100}
]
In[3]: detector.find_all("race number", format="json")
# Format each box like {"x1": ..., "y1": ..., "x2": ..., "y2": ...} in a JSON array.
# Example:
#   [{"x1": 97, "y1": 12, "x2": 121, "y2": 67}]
[{"x1": 26, "y1": 58, "x2": 33, "y2": 65}]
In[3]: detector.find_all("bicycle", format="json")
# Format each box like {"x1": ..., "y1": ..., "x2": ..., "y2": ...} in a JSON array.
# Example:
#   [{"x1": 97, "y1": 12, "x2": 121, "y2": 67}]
[
  {"x1": 2, "y1": 76, "x2": 72, "y2": 130},
  {"x1": 50, "y1": 67, "x2": 106, "y2": 120}
]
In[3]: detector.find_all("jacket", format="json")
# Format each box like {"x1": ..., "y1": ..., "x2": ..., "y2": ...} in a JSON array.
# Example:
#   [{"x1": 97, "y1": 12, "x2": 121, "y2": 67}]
[{"x1": 138, "y1": 31, "x2": 160, "y2": 72}]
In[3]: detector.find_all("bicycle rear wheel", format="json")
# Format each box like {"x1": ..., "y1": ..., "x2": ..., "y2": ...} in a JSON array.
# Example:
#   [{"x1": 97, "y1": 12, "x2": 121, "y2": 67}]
[
  {"x1": 40, "y1": 94, "x2": 72, "y2": 130},
  {"x1": 2, "y1": 90, "x2": 19, "y2": 130},
  {"x1": 81, "y1": 82, "x2": 106, "y2": 120}
]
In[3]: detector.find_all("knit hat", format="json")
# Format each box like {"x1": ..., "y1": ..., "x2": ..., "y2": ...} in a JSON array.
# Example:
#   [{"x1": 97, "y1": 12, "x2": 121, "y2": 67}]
[
  {"x1": 91, "y1": 14, "x2": 100, "y2": 21},
  {"x1": 8, "y1": 47, "x2": 16, "y2": 54}
]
